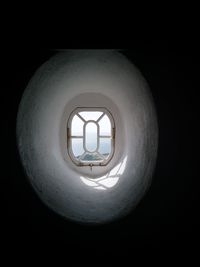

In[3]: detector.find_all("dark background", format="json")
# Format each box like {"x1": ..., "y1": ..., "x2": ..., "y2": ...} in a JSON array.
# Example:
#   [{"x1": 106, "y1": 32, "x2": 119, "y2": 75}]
[{"x1": 2, "y1": 41, "x2": 199, "y2": 263}]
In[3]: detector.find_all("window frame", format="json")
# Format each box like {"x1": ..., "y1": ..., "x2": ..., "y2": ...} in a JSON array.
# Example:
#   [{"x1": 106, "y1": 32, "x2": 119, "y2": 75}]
[{"x1": 67, "y1": 107, "x2": 115, "y2": 167}]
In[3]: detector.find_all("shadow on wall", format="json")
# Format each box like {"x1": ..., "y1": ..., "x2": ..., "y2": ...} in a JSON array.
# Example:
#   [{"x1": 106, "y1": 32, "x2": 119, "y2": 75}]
[{"x1": 80, "y1": 156, "x2": 127, "y2": 190}]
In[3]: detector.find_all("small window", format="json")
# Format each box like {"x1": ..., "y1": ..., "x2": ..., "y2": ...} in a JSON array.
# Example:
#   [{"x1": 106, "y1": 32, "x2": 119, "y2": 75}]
[{"x1": 67, "y1": 108, "x2": 115, "y2": 167}]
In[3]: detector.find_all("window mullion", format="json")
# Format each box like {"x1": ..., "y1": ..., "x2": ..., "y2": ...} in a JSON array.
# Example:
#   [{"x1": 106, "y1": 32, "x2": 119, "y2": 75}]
[
  {"x1": 97, "y1": 122, "x2": 100, "y2": 152},
  {"x1": 97, "y1": 112, "x2": 105, "y2": 122},
  {"x1": 83, "y1": 121, "x2": 87, "y2": 152}
]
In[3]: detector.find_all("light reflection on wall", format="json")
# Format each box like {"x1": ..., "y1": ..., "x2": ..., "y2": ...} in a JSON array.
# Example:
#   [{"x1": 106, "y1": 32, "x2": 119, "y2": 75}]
[{"x1": 80, "y1": 156, "x2": 127, "y2": 190}]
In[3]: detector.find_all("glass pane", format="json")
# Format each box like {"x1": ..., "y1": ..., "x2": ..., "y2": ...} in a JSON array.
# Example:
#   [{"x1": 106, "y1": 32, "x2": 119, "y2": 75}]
[
  {"x1": 98, "y1": 114, "x2": 111, "y2": 136},
  {"x1": 85, "y1": 122, "x2": 97, "y2": 152},
  {"x1": 98, "y1": 138, "x2": 111, "y2": 158},
  {"x1": 79, "y1": 111, "x2": 103, "y2": 121},
  {"x1": 81, "y1": 152, "x2": 102, "y2": 161},
  {"x1": 71, "y1": 138, "x2": 84, "y2": 159},
  {"x1": 71, "y1": 115, "x2": 84, "y2": 136}
]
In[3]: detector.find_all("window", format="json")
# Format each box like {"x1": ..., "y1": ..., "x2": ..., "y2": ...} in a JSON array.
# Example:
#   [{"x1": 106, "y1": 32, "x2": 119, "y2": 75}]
[{"x1": 67, "y1": 108, "x2": 115, "y2": 167}]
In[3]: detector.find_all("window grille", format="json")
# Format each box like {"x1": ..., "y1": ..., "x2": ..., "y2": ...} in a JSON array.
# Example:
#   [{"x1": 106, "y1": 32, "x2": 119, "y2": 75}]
[{"x1": 67, "y1": 108, "x2": 115, "y2": 167}]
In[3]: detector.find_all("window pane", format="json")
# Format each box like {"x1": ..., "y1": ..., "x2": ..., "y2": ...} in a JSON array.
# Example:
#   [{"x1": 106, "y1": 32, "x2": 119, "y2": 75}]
[
  {"x1": 71, "y1": 115, "x2": 84, "y2": 136},
  {"x1": 85, "y1": 122, "x2": 98, "y2": 152},
  {"x1": 81, "y1": 152, "x2": 103, "y2": 162},
  {"x1": 71, "y1": 138, "x2": 84, "y2": 158},
  {"x1": 99, "y1": 114, "x2": 111, "y2": 136},
  {"x1": 98, "y1": 138, "x2": 111, "y2": 158},
  {"x1": 79, "y1": 111, "x2": 103, "y2": 121}
]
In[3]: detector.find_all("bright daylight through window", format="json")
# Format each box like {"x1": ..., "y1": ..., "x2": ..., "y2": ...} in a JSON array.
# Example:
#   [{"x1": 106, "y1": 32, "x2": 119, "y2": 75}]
[{"x1": 67, "y1": 108, "x2": 115, "y2": 167}]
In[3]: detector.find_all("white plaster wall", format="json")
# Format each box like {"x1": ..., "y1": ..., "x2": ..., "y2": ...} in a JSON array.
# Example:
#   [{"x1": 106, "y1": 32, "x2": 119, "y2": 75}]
[{"x1": 17, "y1": 50, "x2": 158, "y2": 224}]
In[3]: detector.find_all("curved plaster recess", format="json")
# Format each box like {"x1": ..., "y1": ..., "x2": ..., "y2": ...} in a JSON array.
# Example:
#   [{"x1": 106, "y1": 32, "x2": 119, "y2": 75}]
[{"x1": 16, "y1": 50, "x2": 158, "y2": 224}]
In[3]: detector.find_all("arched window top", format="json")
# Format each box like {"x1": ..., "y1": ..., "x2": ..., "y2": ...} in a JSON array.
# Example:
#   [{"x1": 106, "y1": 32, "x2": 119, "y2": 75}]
[{"x1": 67, "y1": 108, "x2": 115, "y2": 167}]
